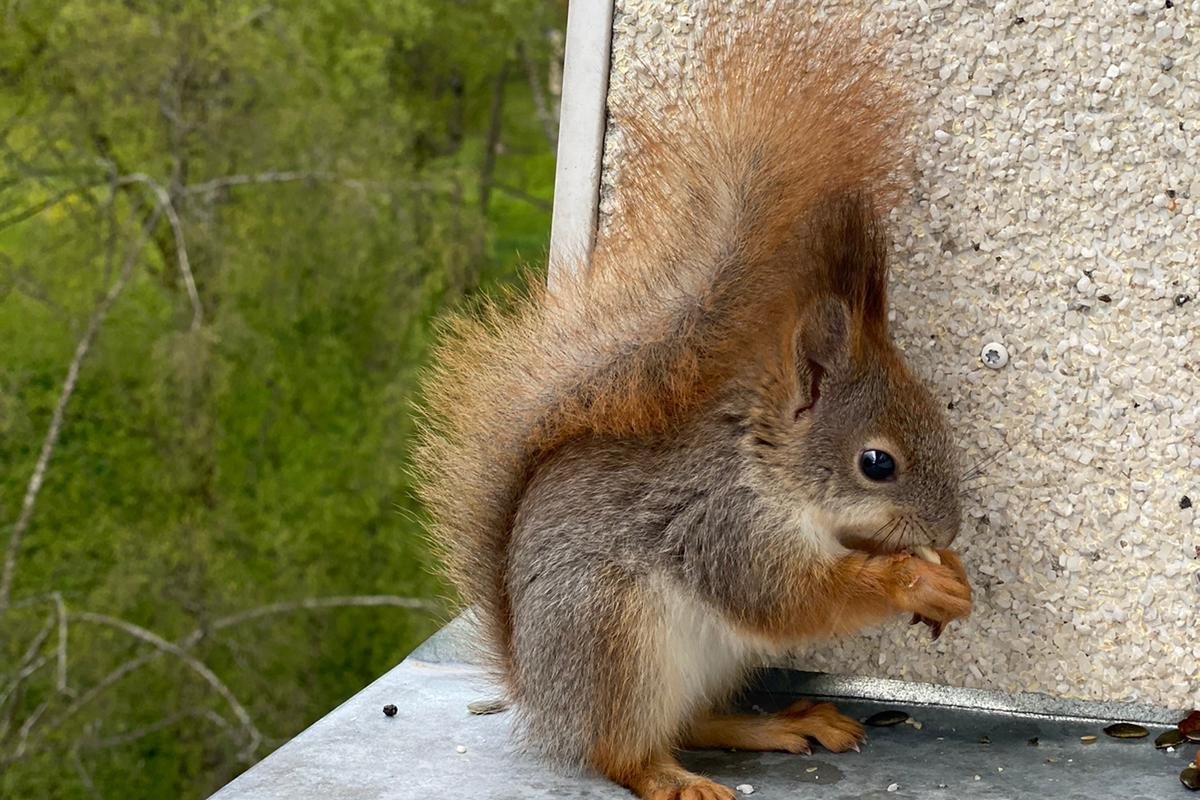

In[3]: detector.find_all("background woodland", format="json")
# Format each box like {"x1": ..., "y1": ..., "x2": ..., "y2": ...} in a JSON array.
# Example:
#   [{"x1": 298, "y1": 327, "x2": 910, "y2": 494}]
[{"x1": 0, "y1": 1, "x2": 563, "y2": 796}]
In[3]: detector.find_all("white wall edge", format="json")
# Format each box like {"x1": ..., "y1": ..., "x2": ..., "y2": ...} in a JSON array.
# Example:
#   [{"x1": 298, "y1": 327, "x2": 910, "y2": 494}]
[{"x1": 547, "y1": 0, "x2": 615, "y2": 289}]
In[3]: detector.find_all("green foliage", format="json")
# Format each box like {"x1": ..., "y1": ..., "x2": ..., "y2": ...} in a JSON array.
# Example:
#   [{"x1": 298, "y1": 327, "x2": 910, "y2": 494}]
[{"x1": 0, "y1": 1, "x2": 562, "y2": 796}]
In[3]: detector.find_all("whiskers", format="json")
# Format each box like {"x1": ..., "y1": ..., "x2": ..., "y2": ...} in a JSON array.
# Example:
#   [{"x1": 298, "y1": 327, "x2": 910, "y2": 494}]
[
  {"x1": 961, "y1": 450, "x2": 1002, "y2": 483},
  {"x1": 847, "y1": 516, "x2": 911, "y2": 582},
  {"x1": 959, "y1": 449, "x2": 1006, "y2": 495}
]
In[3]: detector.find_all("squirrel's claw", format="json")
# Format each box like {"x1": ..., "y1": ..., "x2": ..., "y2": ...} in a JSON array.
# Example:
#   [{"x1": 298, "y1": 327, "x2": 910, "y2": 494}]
[{"x1": 911, "y1": 613, "x2": 945, "y2": 640}]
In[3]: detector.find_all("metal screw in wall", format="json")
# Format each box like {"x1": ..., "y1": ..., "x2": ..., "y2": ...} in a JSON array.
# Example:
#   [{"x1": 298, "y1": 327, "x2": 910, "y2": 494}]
[{"x1": 981, "y1": 342, "x2": 1009, "y2": 369}]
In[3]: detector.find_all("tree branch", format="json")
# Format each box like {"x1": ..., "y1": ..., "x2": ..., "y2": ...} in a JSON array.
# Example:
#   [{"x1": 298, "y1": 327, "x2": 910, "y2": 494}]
[
  {"x1": 117, "y1": 174, "x2": 202, "y2": 330},
  {"x1": 4, "y1": 594, "x2": 437, "y2": 764},
  {"x1": 11, "y1": 698, "x2": 49, "y2": 761},
  {"x1": 70, "y1": 745, "x2": 101, "y2": 800},
  {"x1": 181, "y1": 170, "x2": 386, "y2": 198},
  {"x1": 199, "y1": 594, "x2": 440, "y2": 637},
  {"x1": 0, "y1": 654, "x2": 48, "y2": 725},
  {"x1": 0, "y1": 209, "x2": 162, "y2": 612},
  {"x1": 70, "y1": 611, "x2": 263, "y2": 761},
  {"x1": 0, "y1": 179, "x2": 106, "y2": 232},
  {"x1": 53, "y1": 592, "x2": 70, "y2": 693},
  {"x1": 83, "y1": 708, "x2": 217, "y2": 751},
  {"x1": 492, "y1": 182, "x2": 552, "y2": 213},
  {"x1": 518, "y1": 41, "x2": 558, "y2": 147},
  {"x1": 478, "y1": 61, "x2": 510, "y2": 214}
]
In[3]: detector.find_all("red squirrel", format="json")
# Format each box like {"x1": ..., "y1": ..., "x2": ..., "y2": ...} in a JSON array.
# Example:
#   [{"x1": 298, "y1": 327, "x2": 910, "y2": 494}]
[{"x1": 416, "y1": 7, "x2": 972, "y2": 799}]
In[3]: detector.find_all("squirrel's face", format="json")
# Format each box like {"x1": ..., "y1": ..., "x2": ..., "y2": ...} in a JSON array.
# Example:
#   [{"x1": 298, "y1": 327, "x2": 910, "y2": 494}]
[{"x1": 748, "y1": 298, "x2": 961, "y2": 553}]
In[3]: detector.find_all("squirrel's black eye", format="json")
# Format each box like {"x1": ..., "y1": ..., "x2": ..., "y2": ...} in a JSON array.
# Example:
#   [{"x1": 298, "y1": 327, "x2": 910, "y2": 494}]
[{"x1": 859, "y1": 449, "x2": 896, "y2": 482}]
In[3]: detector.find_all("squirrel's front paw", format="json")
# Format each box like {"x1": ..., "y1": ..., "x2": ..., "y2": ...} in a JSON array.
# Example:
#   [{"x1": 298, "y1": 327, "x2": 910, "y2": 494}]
[{"x1": 888, "y1": 550, "x2": 972, "y2": 623}]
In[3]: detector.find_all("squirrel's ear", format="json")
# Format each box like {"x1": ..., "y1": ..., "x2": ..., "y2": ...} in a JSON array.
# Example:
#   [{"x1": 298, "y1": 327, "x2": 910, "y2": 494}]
[
  {"x1": 791, "y1": 298, "x2": 848, "y2": 418},
  {"x1": 797, "y1": 296, "x2": 850, "y2": 372}
]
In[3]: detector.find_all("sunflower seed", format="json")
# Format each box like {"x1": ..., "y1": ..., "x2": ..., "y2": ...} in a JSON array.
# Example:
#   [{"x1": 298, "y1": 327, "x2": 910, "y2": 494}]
[
  {"x1": 1103, "y1": 722, "x2": 1148, "y2": 739},
  {"x1": 865, "y1": 710, "x2": 911, "y2": 727},
  {"x1": 1155, "y1": 729, "x2": 1186, "y2": 749},
  {"x1": 468, "y1": 698, "x2": 509, "y2": 715},
  {"x1": 1180, "y1": 767, "x2": 1200, "y2": 791}
]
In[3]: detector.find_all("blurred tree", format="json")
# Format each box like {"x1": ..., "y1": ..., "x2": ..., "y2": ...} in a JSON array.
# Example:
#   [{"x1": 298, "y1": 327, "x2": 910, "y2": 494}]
[{"x1": 0, "y1": 1, "x2": 563, "y2": 797}]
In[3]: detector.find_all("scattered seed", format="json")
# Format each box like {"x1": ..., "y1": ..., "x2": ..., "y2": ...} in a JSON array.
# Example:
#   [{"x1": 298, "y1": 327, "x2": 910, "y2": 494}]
[
  {"x1": 974, "y1": 775, "x2": 981, "y2": 781},
  {"x1": 1176, "y1": 294, "x2": 1193, "y2": 307},
  {"x1": 806, "y1": 767, "x2": 818, "y2": 773},
  {"x1": 1080, "y1": 735, "x2": 1098, "y2": 744},
  {"x1": 736, "y1": 784, "x2": 755, "y2": 795},
  {"x1": 866, "y1": 710, "x2": 911, "y2": 727},
  {"x1": 1104, "y1": 722, "x2": 1149, "y2": 739},
  {"x1": 1027, "y1": 737, "x2": 1040, "y2": 747},
  {"x1": 979, "y1": 735, "x2": 992, "y2": 745},
  {"x1": 1098, "y1": 293, "x2": 1112, "y2": 303},
  {"x1": 455, "y1": 745, "x2": 467, "y2": 754},
  {"x1": 1181, "y1": 496, "x2": 1193, "y2": 510},
  {"x1": 1181, "y1": 767, "x2": 1200, "y2": 791},
  {"x1": 468, "y1": 698, "x2": 509, "y2": 715},
  {"x1": 1155, "y1": 729, "x2": 1186, "y2": 749},
  {"x1": 887, "y1": 783, "x2": 899, "y2": 792},
  {"x1": 382, "y1": 704, "x2": 398, "y2": 717}
]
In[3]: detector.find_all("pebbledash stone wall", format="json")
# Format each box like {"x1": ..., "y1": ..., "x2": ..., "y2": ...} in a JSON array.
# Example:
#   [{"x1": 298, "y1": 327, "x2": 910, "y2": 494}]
[{"x1": 600, "y1": 0, "x2": 1198, "y2": 708}]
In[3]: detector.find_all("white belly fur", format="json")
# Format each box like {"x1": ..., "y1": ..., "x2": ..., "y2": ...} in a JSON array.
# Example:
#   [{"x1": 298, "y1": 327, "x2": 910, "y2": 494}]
[{"x1": 648, "y1": 575, "x2": 780, "y2": 727}]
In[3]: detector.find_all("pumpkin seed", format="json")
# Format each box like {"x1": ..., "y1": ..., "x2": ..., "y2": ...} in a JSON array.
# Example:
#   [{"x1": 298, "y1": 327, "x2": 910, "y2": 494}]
[
  {"x1": 1080, "y1": 735, "x2": 1098, "y2": 744},
  {"x1": 1180, "y1": 767, "x2": 1200, "y2": 791},
  {"x1": 1103, "y1": 722, "x2": 1148, "y2": 739},
  {"x1": 865, "y1": 710, "x2": 910, "y2": 727},
  {"x1": 1156, "y1": 729, "x2": 1187, "y2": 749}
]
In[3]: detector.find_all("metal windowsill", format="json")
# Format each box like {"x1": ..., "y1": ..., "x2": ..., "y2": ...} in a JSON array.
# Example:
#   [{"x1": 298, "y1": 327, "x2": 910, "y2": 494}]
[{"x1": 210, "y1": 613, "x2": 1191, "y2": 799}]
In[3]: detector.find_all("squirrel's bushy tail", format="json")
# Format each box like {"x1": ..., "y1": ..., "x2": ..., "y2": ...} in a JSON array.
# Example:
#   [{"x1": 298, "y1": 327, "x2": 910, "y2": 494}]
[{"x1": 413, "y1": 6, "x2": 910, "y2": 682}]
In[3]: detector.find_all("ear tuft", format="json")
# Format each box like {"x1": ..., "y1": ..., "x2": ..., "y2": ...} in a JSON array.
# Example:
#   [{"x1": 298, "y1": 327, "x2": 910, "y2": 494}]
[{"x1": 808, "y1": 194, "x2": 891, "y2": 342}]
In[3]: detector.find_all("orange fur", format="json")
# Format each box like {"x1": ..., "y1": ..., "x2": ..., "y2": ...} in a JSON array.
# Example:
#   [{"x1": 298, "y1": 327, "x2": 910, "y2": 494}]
[
  {"x1": 593, "y1": 748, "x2": 735, "y2": 800},
  {"x1": 684, "y1": 700, "x2": 866, "y2": 754},
  {"x1": 746, "y1": 547, "x2": 973, "y2": 644},
  {"x1": 413, "y1": 7, "x2": 912, "y2": 688}
]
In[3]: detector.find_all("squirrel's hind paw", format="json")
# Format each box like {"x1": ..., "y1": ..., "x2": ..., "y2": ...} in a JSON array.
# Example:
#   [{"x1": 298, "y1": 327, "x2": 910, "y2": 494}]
[
  {"x1": 683, "y1": 701, "x2": 865, "y2": 756},
  {"x1": 653, "y1": 778, "x2": 737, "y2": 800},
  {"x1": 780, "y1": 700, "x2": 867, "y2": 753}
]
